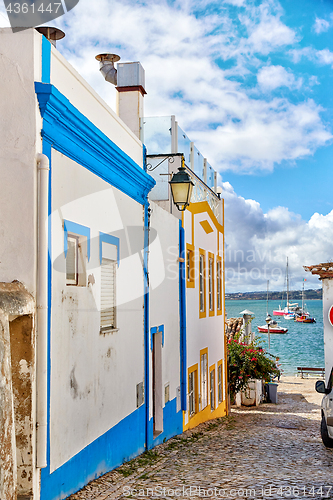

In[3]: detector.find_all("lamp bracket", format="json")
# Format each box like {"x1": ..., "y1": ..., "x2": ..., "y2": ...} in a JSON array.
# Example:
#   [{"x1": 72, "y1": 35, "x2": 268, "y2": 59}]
[{"x1": 146, "y1": 154, "x2": 180, "y2": 172}]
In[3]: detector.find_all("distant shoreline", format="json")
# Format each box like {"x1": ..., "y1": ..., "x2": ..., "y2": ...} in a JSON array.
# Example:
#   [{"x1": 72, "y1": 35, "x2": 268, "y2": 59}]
[{"x1": 225, "y1": 289, "x2": 322, "y2": 301}]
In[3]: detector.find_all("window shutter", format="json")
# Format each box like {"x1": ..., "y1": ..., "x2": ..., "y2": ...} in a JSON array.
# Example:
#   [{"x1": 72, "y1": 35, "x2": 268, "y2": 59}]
[
  {"x1": 66, "y1": 236, "x2": 78, "y2": 284},
  {"x1": 100, "y1": 258, "x2": 116, "y2": 330}
]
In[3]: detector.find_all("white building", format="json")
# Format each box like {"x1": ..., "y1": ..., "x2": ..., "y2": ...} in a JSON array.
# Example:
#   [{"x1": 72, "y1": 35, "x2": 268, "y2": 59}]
[
  {"x1": 0, "y1": 27, "x2": 227, "y2": 500},
  {"x1": 304, "y1": 263, "x2": 333, "y2": 384}
]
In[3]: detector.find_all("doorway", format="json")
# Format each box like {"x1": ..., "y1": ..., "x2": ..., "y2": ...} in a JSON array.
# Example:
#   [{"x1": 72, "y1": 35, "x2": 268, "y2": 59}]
[{"x1": 152, "y1": 330, "x2": 163, "y2": 437}]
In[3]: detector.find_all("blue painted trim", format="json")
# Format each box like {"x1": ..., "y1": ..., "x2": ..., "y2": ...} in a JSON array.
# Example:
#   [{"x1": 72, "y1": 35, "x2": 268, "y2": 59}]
[
  {"x1": 179, "y1": 220, "x2": 187, "y2": 411},
  {"x1": 34, "y1": 83, "x2": 155, "y2": 205},
  {"x1": 144, "y1": 202, "x2": 150, "y2": 450},
  {"x1": 150, "y1": 324, "x2": 165, "y2": 351},
  {"x1": 40, "y1": 405, "x2": 146, "y2": 500},
  {"x1": 64, "y1": 220, "x2": 91, "y2": 261},
  {"x1": 150, "y1": 398, "x2": 183, "y2": 447},
  {"x1": 99, "y1": 232, "x2": 120, "y2": 267},
  {"x1": 41, "y1": 36, "x2": 51, "y2": 84}
]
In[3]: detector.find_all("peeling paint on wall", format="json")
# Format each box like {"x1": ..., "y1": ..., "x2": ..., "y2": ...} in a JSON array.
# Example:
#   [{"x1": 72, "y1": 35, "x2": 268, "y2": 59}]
[{"x1": 0, "y1": 311, "x2": 17, "y2": 500}]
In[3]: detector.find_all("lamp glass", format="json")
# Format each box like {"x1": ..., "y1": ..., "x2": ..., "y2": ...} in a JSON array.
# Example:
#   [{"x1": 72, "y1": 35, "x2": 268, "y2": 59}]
[{"x1": 169, "y1": 168, "x2": 194, "y2": 211}]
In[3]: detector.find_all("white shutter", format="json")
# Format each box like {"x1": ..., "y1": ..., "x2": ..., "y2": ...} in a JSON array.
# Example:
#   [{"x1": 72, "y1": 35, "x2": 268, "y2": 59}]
[
  {"x1": 100, "y1": 258, "x2": 116, "y2": 330},
  {"x1": 66, "y1": 236, "x2": 78, "y2": 285}
]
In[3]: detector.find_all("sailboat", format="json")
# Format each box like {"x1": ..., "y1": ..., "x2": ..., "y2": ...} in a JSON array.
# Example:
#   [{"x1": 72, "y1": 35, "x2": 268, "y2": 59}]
[
  {"x1": 295, "y1": 280, "x2": 316, "y2": 323},
  {"x1": 273, "y1": 258, "x2": 304, "y2": 317},
  {"x1": 258, "y1": 280, "x2": 288, "y2": 334}
]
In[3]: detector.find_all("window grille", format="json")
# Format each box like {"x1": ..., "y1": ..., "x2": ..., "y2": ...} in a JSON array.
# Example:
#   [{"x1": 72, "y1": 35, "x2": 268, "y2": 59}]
[
  {"x1": 210, "y1": 369, "x2": 215, "y2": 411},
  {"x1": 199, "y1": 254, "x2": 204, "y2": 312},
  {"x1": 201, "y1": 353, "x2": 208, "y2": 409},
  {"x1": 189, "y1": 372, "x2": 195, "y2": 416},
  {"x1": 217, "y1": 260, "x2": 221, "y2": 311},
  {"x1": 209, "y1": 257, "x2": 214, "y2": 311},
  {"x1": 218, "y1": 364, "x2": 223, "y2": 404}
]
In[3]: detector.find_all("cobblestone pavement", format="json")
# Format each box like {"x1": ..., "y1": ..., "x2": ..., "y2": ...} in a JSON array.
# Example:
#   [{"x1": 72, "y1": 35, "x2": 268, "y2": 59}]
[{"x1": 69, "y1": 377, "x2": 333, "y2": 500}]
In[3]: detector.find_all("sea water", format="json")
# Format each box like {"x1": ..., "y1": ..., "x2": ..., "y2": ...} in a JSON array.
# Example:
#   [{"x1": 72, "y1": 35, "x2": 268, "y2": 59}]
[{"x1": 225, "y1": 299, "x2": 324, "y2": 376}]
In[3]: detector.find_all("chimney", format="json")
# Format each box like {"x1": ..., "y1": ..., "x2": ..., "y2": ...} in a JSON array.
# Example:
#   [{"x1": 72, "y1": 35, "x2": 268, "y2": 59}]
[{"x1": 116, "y1": 62, "x2": 146, "y2": 140}]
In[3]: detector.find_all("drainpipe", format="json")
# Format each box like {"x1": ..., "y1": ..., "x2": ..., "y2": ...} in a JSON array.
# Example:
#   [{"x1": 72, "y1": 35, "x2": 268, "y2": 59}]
[{"x1": 36, "y1": 153, "x2": 49, "y2": 468}]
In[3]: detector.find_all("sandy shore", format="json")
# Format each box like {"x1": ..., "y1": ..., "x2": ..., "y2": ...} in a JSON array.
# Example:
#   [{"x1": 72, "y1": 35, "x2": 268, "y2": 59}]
[{"x1": 278, "y1": 375, "x2": 323, "y2": 406}]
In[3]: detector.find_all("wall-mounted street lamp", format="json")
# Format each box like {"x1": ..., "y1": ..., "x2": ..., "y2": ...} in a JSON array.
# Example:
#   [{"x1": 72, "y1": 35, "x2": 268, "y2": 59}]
[
  {"x1": 265, "y1": 313, "x2": 272, "y2": 350},
  {"x1": 169, "y1": 159, "x2": 194, "y2": 212}
]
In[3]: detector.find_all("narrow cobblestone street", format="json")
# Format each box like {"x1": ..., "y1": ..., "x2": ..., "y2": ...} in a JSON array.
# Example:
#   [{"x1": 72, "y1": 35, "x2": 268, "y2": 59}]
[{"x1": 69, "y1": 377, "x2": 333, "y2": 500}]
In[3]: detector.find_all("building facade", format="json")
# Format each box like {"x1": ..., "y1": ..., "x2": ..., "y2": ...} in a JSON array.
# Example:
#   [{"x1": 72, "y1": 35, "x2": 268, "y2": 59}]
[{"x1": 0, "y1": 27, "x2": 226, "y2": 500}]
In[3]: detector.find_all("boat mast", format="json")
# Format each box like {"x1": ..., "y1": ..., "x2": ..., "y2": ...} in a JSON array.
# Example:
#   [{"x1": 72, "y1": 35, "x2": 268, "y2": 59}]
[
  {"x1": 302, "y1": 280, "x2": 304, "y2": 313},
  {"x1": 286, "y1": 257, "x2": 289, "y2": 310},
  {"x1": 266, "y1": 280, "x2": 269, "y2": 315}
]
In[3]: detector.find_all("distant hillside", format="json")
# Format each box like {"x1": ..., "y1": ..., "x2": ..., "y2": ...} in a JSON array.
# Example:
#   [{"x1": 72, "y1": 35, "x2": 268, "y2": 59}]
[{"x1": 225, "y1": 289, "x2": 322, "y2": 300}]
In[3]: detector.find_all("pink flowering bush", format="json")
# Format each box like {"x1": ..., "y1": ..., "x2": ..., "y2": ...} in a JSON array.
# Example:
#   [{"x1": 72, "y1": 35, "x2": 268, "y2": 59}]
[{"x1": 227, "y1": 335, "x2": 281, "y2": 396}]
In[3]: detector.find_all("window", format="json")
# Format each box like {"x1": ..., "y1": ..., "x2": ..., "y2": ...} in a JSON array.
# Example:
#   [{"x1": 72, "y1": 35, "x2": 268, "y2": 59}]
[
  {"x1": 65, "y1": 234, "x2": 87, "y2": 286},
  {"x1": 188, "y1": 366, "x2": 198, "y2": 417},
  {"x1": 200, "y1": 350, "x2": 208, "y2": 410},
  {"x1": 66, "y1": 235, "x2": 79, "y2": 285},
  {"x1": 218, "y1": 362, "x2": 223, "y2": 404},
  {"x1": 99, "y1": 234, "x2": 119, "y2": 333},
  {"x1": 64, "y1": 220, "x2": 90, "y2": 287},
  {"x1": 186, "y1": 244, "x2": 195, "y2": 288},
  {"x1": 165, "y1": 384, "x2": 170, "y2": 404},
  {"x1": 210, "y1": 367, "x2": 215, "y2": 411},
  {"x1": 217, "y1": 257, "x2": 222, "y2": 315},
  {"x1": 199, "y1": 249, "x2": 206, "y2": 318},
  {"x1": 100, "y1": 258, "x2": 117, "y2": 331},
  {"x1": 208, "y1": 253, "x2": 214, "y2": 316}
]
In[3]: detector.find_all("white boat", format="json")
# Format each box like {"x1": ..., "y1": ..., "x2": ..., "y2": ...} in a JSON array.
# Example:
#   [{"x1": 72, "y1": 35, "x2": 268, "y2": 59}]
[{"x1": 257, "y1": 320, "x2": 288, "y2": 334}]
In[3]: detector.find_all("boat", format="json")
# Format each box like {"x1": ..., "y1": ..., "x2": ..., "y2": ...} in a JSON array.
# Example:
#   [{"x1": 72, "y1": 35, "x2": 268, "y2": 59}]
[
  {"x1": 284, "y1": 312, "x2": 295, "y2": 320},
  {"x1": 257, "y1": 321, "x2": 288, "y2": 334},
  {"x1": 295, "y1": 314, "x2": 316, "y2": 323},
  {"x1": 273, "y1": 258, "x2": 306, "y2": 317},
  {"x1": 294, "y1": 281, "x2": 316, "y2": 323}
]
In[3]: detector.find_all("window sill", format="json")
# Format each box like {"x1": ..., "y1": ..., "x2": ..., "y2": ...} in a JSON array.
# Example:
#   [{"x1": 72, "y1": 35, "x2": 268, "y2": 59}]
[{"x1": 100, "y1": 327, "x2": 119, "y2": 335}]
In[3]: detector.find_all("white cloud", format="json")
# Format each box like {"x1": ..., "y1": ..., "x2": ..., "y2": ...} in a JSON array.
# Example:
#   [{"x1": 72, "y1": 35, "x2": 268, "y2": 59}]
[
  {"x1": 290, "y1": 47, "x2": 333, "y2": 68},
  {"x1": 257, "y1": 65, "x2": 302, "y2": 91},
  {"x1": 223, "y1": 183, "x2": 333, "y2": 291},
  {"x1": 313, "y1": 17, "x2": 330, "y2": 34},
  {"x1": 51, "y1": 0, "x2": 331, "y2": 176}
]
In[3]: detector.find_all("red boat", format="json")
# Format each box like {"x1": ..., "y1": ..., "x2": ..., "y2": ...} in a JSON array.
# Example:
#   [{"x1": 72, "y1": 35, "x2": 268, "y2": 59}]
[{"x1": 257, "y1": 321, "x2": 288, "y2": 334}]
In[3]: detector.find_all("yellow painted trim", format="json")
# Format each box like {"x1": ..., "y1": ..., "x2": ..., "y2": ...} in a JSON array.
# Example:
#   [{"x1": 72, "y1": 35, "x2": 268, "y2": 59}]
[
  {"x1": 217, "y1": 359, "x2": 223, "y2": 405},
  {"x1": 187, "y1": 201, "x2": 223, "y2": 234},
  {"x1": 200, "y1": 347, "x2": 208, "y2": 411},
  {"x1": 216, "y1": 255, "x2": 222, "y2": 316},
  {"x1": 199, "y1": 248, "x2": 206, "y2": 318},
  {"x1": 208, "y1": 252, "x2": 215, "y2": 317},
  {"x1": 209, "y1": 364, "x2": 216, "y2": 411},
  {"x1": 188, "y1": 364, "x2": 199, "y2": 418},
  {"x1": 199, "y1": 219, "x2": 214, "y2": 234},
  {"x1": 221, "y1": 206, "x2": 228, "y2": 416},
  {"x1": 217, "y1": 231, "x2": 219, "y2": 257},
  {"x1": 186, "y1": 243, "x2": 195, "y2": 289},
  {"x1": 191, "y1": 211, "x2": 194, "y2": 247},
  {"x1": 183, "y1": 400, "x2": 227, "y2": 431}
]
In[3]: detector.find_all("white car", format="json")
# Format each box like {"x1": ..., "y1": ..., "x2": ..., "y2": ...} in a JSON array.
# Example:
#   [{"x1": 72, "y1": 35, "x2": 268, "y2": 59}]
[{"x1": 315, "y1": 373, "x2": 333, "y2": 448}]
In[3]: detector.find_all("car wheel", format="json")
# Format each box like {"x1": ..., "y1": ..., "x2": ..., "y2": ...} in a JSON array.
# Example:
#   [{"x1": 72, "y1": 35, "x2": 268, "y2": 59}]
[{"x1": 321, "y1": 415, "x2": 333, "y2": 448}]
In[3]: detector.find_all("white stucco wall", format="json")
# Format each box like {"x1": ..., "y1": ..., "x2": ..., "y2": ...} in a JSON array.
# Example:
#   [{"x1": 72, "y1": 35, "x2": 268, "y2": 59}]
[
  {"x1": 322, "y1": 280, "x2": 333, "y2": 384},
  {"x1": 149, "y1": 202, "x2": 181, "y2": 419},
  {"x1": 50, "y1": 151, "x2": 145, "y2": 471},
  {"x1": 0, "y1": 28, "x2": 42, "y2": 293}
]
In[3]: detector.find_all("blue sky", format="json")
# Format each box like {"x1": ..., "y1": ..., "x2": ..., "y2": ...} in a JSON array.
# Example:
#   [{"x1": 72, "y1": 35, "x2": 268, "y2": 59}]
[{"x1": 1, "y1": 0, "x2": 332, "y2": 292}]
